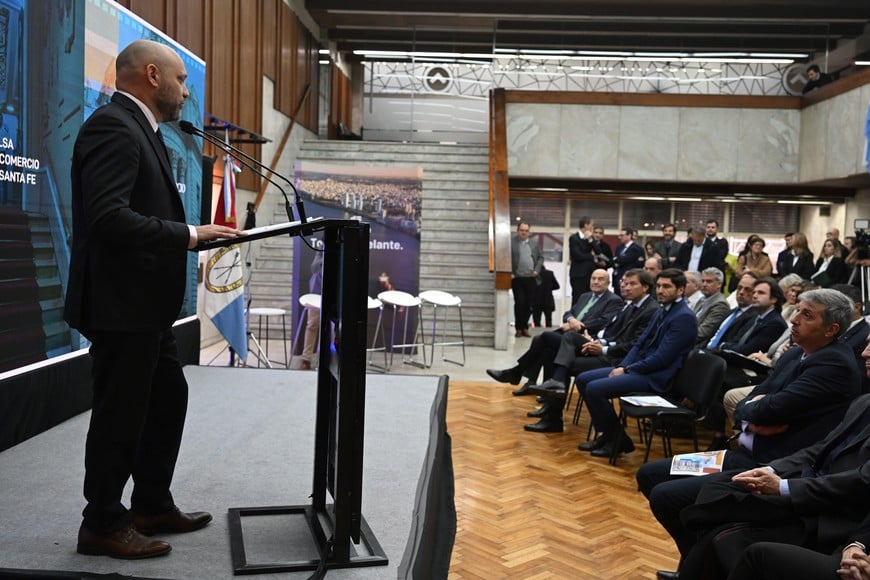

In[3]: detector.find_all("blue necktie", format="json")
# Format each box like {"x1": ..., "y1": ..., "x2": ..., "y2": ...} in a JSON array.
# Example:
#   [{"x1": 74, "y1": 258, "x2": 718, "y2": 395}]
[{"x1": 708, "y1": 308, "x2": 739, "y2": 349}]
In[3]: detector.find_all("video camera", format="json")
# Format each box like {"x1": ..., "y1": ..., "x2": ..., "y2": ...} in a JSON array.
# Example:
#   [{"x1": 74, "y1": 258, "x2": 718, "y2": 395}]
[{"x1": 855, "y1": 218, "x2": 870, "y2": 259}]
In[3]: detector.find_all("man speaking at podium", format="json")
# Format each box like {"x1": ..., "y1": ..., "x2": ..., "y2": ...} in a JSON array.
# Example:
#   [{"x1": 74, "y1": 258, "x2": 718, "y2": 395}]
[{"x1": 64, "y1": 40, "x2": 242, "y2": 559}]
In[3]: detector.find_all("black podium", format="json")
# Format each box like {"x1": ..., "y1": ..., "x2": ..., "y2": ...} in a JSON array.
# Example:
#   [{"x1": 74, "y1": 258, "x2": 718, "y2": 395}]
[{"x1": 199, "y1": 218, "x2": 389, "y2": 575}]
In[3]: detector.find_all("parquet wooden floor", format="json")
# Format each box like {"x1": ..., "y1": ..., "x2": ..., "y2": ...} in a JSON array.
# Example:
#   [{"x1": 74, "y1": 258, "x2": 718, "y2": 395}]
[{"x1": 446, "y1": 381, "x2": 702, "y2": 580}]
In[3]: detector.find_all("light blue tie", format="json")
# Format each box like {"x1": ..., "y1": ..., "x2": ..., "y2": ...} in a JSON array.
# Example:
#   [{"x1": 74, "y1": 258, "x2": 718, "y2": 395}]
[{"x1": 708, "y1": 309, "x2": 739, "y2": 349}]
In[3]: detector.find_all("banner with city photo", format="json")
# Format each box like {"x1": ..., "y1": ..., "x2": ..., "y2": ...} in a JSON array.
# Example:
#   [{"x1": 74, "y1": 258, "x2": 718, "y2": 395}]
[{"x1": 292, "y1": 161, "x2": 422, "y2": 356}]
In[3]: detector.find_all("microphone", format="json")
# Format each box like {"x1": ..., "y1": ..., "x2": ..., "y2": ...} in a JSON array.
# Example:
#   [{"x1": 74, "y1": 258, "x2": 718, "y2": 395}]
[{"x1": 178, "y1": 120, "x2": 307, "y2": 225}]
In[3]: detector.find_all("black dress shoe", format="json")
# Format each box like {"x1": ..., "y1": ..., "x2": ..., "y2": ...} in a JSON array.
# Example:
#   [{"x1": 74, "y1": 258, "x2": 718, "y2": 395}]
[
  {"x1": 578, "y1": 435, "x2": 607, "y2": 451},
  {"x1": 486, "y1": 367, "x2": 522, "y2": 385},
  {"x1": 656, "y1": 570, "x2": 679, "y2": 580},
  {"x1": 77, "y1": 524, "x2": 171, "y2": 559},
  {"x1": 525, "y1": 379, "x2": 567, "y2": 398},
  {"x1": 528, "y1": 406, "x2": 547, "y2": 417},
  {"x1": 512, "y1": 382, "x2": 537, "y2": 396},
  {"x1": 590, "y1": 436, "x2": 635, "y2": 458},
  {"x1": 132, "y1": 507, "x2": 212, "y2": 535},
  {"x1": 524, "y1": 418, "x2": 563, "y2": 433}
]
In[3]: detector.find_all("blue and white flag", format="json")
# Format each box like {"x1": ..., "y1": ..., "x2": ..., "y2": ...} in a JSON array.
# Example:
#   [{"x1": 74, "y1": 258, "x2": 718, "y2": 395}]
[{"x1": 204, "y1": 152, "x2": 247, "y2": 360}]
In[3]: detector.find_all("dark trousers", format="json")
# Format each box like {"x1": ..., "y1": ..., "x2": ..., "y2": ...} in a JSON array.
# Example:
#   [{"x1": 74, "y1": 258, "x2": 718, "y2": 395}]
[
  {"x1": 517, "y1": 330, "x2": 564, "y2": 382},
  {"x1": 726, "y1": 542, "x2": 841, "y2": 580},
  {"x1": 512, "y1": 276, "x2": 537, "y2": 331},
  {"x1": 575, "y1": 366, "x2": 652, "y2": 437},
  {"x1": 82, "y1": 328, "x2": 188, "y2": 533},
  {"x1": 636, "y1": 451, "x2": 756, "y2": 557},
  {"x1": 531, "y1": 306, "x2": 553, "y2": 327}
]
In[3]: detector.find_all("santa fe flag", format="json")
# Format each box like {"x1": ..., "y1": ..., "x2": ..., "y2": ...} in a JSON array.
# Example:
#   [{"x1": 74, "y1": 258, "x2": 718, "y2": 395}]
[{"x1": 203, "y1": 152, "x2": 247, "y2": 359}]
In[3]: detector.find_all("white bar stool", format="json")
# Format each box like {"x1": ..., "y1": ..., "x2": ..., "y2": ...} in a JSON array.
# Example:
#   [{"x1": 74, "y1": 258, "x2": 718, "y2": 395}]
[
  {"x1": 418, "y1": 290, "x2": 466, "y2": 367},
  {"x1": 290, "y1": 293, "x2": 321, "y2": 368},
  {"x1": 366, "y1": 296, "x2": 389, "y2": 371},
  {"x1": 247, "y1": 307, "x2": 289, "y2": 368},
  {"x1": 377, "y1": 290, "x2": 427, "y2": 369}
]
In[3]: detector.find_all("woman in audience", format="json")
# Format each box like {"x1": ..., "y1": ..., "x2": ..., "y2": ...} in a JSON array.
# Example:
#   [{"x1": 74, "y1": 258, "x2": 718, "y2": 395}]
[
  {"x1": 779, "y1": 232, "x2": 815, "y2": 279},
  {"x1": 778, "y1": 274, "x2": 807, "y2": 323},
  {"x1": 736, "y1": 235, "x2": 773, "y2": 279},
  {"x1": 812, "y1": 238, "x2": 848, "y2": 287}
]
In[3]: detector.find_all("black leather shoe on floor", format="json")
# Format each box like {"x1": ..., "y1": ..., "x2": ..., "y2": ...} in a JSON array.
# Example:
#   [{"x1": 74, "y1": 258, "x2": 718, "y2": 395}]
[
  {"x1": 525, "y1": 379, "x2": 567, "y2": 398},
  {"x1": 512, "y1": 382, "x2": 536, "y2": 396},
  {"x1": 656, "y1": 570, "x2": 679, "y2": 580},
  {"x1": 523, "y1": 418, "x2": 563, "y2": 433},
  {"x1": 578, "y1": 435, "x2": 607, "y2": 451},
  {"x1": 527, "y1": 406, "x2": 547, "y2": 417},
  {"x1": 486, "y1": 367, "x2": 522, "y2": 385},
  {"x1": 590, "y1": 436, "x2": 635, "y2": 458}
]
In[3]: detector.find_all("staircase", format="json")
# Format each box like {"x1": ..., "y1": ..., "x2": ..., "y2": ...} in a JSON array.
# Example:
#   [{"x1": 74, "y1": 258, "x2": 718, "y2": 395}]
[
  {"x1": 246, "y1": 140, "x2": 494, "y2": 347},
  {"x1": 0, "y1": 207, "x2": 71, "y2": 372}
]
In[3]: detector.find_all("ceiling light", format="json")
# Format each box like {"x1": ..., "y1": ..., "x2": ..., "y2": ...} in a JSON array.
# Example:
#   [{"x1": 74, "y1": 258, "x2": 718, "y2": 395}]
[
  {"x1": 776, "y1": 199, "x2": 831, "y2": 205},
  {"x1": 856, "y1": 60, "x2": 870, "y2": 66},
  {"x1": 319, "y1": 49, "x2": 330, "y2": 55}
]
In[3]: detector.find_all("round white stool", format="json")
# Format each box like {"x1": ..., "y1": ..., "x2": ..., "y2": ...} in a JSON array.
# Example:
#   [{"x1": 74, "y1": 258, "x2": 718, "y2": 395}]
[
  {"x1": 377, "y1": 290, "x2": 427, "y2": 369},
  {"x1": 247, "y1": 307, "x2": 288, "y2": 368},
  {"x1": 419, "y1": 290, "x2": 466, "y2": 367}
]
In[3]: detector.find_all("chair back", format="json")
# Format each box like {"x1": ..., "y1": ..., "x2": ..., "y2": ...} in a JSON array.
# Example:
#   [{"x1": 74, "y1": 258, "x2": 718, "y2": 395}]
[{"x1": 672, "y1": 350, "x2": 726, "y2": 411}]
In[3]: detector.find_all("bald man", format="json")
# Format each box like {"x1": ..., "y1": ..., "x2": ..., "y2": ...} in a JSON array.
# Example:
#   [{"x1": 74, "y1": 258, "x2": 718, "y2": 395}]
[{"x1": 65, "y1": 40, "x2": 242, "y2": 559}]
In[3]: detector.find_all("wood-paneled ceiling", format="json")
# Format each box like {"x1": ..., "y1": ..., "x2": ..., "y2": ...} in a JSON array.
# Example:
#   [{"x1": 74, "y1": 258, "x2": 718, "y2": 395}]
[{"x1": 306, "y1": 0, "x2": 870, "y2": 66}]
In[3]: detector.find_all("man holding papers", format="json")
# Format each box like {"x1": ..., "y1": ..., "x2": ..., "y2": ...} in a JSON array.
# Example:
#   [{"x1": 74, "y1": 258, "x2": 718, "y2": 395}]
[{"x1": 637, "y1": 289, "x2": 862, "y2": 578}]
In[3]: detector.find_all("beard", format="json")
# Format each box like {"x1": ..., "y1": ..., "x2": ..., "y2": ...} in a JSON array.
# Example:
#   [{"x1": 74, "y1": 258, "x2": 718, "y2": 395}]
[{"x1": 155, "y1": 85, "x2": 184, "y2": 122}]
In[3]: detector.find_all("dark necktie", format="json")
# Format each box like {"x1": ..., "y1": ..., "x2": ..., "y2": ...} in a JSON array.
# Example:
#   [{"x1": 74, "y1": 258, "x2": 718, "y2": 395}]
[
  {"x1": 735, "y1": 315, "x2": 761, "y2": 347},
  {"x1": 155, "y1": 128, "x2": 171, "y2": 164},
  {"x1": 604, "y1": 303, "x2": 632, "y2": 341}
]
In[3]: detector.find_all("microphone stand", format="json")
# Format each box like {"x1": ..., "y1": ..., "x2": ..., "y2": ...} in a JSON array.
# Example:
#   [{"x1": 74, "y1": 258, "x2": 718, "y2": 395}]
[{"x1": 178, "y1": 120, "x2": 307, "y2": 226}]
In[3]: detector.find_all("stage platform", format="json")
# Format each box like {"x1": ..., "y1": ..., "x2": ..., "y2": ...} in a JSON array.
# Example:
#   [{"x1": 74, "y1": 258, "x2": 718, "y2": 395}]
[{"x1": 0, "y1": 366, "x2": 452, "y2": 579}]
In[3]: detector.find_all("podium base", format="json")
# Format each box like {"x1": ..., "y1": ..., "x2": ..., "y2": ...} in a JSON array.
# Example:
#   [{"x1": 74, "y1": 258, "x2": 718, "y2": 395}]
[{"x1": 227, "y1": 504, "x2": 389, "y2": 575}]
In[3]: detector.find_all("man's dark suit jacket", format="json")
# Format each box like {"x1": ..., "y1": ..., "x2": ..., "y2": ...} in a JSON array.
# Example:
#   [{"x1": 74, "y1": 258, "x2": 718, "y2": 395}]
[
  {"x1": 709, "y1": 306, "x2": 757, "y2": 349},
  {"x1": 619, "y1": 298, "x2": 699, "y2": 393},
  {"x1": 653, "y1": 239, "x2": 682, "y2": 266},
  {"x1": 766, "y1": 393, "x2": 870, "y2": 551},
  {"x1": 562, "y1": 290, "x2": 623, "y2": 336},
  {"x1": 568, "y1": 232, "x2": 594, "y2": 280},
  {"x1": 612, "y1": 241, "x2": 645, "y2": 286},
  {"x1": 64, "y1": 92, "x2": 189, "y2": 333},
  {"x1": 675, "y1": 238, "x2": 722, "y2": 272},
  {"x1": 733, "y1": 342, "x2": 862, "y2": 463},
  {"x1": 599, "y1": 295, "x2": 659, "y2": 362},
  {"x1": 720, "y1": 309, "x2": 787, "y2": 355}
]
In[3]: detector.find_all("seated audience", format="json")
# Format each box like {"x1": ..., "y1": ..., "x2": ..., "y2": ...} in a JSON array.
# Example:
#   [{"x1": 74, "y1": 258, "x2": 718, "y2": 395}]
[
  {"x1": 678, "y1": 390, "x2": 870, "y2": 579},
  {"x1": 683, "y1": 270, "x2": 702, "y2": 311},
  {"x1": 522, "y1": 269, "x2": 657, "y2": 433},
  {"x1": 637, "y1": 288, "x2": 862, "y2": 579},
  {"x1": 486, "y1": 269, "x2": 622, "y2": 394},
  {"x1": 565, "y1": 269, "x2": 698, "y2": 458},
  {"x1": 736, "y1": 235, "x2": 772, "y2": 279}
]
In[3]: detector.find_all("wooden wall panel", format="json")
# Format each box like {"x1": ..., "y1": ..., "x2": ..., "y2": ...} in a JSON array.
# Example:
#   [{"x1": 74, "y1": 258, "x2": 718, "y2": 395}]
[
  {"x1": 113, "y1": 0, "x2": 320, "y2": 189},
  {"x1": 261, "y1": 0, "x2": 279, "y2": 81},
  {"x1": 170, "y1": 0, "x2": 206, "y2": 58}
]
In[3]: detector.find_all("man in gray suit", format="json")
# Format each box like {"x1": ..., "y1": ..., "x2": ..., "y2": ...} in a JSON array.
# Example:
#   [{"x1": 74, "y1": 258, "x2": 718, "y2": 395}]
[
  {"x1": 511, "y1": 221, "x2": 544, "y2": 337},
  {"x1": 487, "y1": 269, "x2": 623, "y2": 392},
  {"x1": 695, "y1": 267, "x2": 731, "y2": 346}
]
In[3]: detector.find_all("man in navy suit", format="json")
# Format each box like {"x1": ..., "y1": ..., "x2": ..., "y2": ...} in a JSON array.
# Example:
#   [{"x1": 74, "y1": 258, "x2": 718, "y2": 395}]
[
  {"x1": 637, "y1": 289, "x2": 862, "y2": 577},
  {"x1": 486, "y1": 269, "x2": 622, "y2": 393},
  {"x1": 612, "y1": 226, "x2": 645, "y2": 289},
  {"x1": 832, "y1": 284, "x2": 870, "y2": 393},
  {"x1": 65, "y1": 40, "x2": 242, "y2": 559},
  {"x1": 570, "y1": 269, "x2": 699, "y2": 458}
]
